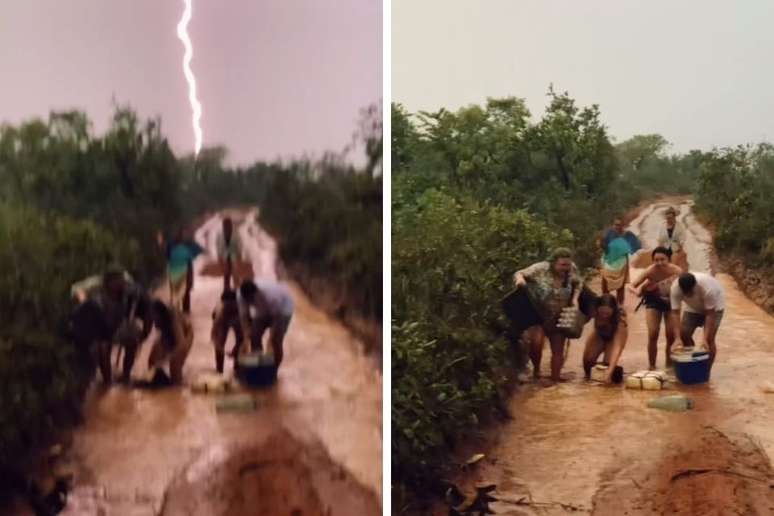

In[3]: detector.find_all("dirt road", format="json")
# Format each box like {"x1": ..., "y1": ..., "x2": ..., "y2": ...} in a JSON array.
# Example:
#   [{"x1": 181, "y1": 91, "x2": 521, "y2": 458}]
[
  {"x1": 55, "y1": 209, "x2": 382, "y2": 515},
  {"x1": 450, "y1": 200, "x2": 774, "y2": 515}
]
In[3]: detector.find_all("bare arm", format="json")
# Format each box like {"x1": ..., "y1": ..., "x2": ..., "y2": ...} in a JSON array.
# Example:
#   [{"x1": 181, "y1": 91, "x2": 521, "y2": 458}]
[{"x1": 704, "y1": 310, "x2": 717, "y2": 345}]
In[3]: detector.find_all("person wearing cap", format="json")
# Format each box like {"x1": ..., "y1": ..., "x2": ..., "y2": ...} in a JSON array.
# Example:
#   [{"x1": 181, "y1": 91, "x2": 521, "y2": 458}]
[
  {"x1": 657, "y1": 206, "x2": 688, "y2": 270},
  {"x1": 670, "y1": 272, "x2": 725, "y2": 371},
  {"x1": 70, "y1": 267, "x2": 152, "y2": 384},
  {"x1": 237, "y1": 278, "x2": 294, "y2": 368}
]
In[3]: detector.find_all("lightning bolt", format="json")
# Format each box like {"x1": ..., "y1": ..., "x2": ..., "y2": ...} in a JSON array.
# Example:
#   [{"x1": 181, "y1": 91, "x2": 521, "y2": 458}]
[{"x1": 177, "y1": 0, "x2": 203, "y2": 155}]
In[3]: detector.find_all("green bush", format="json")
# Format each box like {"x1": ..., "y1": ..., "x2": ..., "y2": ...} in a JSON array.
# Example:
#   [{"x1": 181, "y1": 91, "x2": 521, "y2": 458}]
[
  {"x1": 392, "y1": 189, "x2": 570, "y2": 485},
  {"x1": 259, "y1": 162, "x2": 383, "y2": 320},
  {"x1": 695, "y1": 145, "x2": 774, "y2": 266},
  {"x1": 0, "y1": 203, "x2": 136, "y2": 468}
]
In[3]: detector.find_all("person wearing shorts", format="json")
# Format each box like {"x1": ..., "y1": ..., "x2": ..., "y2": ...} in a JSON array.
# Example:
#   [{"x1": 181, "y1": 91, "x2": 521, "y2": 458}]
[
  {"x1": 670, "y1": 272, "x2": 725, "y2": 371},
  {"x1": 630, "y1": 247, "x2": 683, "y2": 369},
  {"x1": 238, "y1": 278, "x2": 294, "y2": 368}
]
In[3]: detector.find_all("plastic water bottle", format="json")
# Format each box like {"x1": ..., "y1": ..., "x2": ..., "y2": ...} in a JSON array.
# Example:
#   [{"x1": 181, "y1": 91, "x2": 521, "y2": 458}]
[
  {"x1": 647, "y1": 394, "x2": 693, "y2": 412},
  {"x1": 215, "y1": 394, "x2": 256, "y2": 412}
]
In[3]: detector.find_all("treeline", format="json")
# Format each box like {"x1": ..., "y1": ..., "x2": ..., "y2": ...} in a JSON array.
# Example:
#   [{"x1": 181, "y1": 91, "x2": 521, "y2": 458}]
[
  {"x1": 391, "y1": 89, "x2": 701, "y2": 510},
  {"x1": 693, "y1": 144, "x2": 774, "y2": 266},
  {"x1": 0, "y1": 105, "x2": 381, "y2": 476}
]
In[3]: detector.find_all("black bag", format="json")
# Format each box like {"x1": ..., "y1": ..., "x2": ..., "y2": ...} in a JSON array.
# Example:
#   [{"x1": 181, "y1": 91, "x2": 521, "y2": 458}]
[{"x1": 501, "y1": 287, "x2": 543, "y2": 336}]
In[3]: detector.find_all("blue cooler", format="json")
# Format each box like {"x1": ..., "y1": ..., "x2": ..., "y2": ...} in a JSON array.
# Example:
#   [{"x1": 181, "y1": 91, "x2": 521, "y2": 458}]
[
  {"x1": 672, "y1": 350, "x2": 711, "y2": 384},
  {"x1": 236, "y1": 352, "x2": 277, "y2": 387}
]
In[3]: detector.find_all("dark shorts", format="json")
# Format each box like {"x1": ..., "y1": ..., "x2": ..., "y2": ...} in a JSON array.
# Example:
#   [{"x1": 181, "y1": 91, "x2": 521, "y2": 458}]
[
  {"x1": 682, "y1": 310, "x2": 724, "y2": 336},
  {"x1": 643, "y1": 293, "x2": 671, "y2": 313}
]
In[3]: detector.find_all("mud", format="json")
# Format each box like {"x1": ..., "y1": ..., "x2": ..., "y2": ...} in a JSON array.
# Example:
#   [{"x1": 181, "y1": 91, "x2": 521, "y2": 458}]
[
  {"x1": 437, "y1": 199, "x2": 774, "y2": 515},
  {"x1": 592, "y1": 427, "x2": 774, "y2": 515},
  {"x1": 160, "y1": 429, "x2": 382, "y2": 516},
  {"x1": 36, "y1": 209, "x2": 381, "y2": 515}
]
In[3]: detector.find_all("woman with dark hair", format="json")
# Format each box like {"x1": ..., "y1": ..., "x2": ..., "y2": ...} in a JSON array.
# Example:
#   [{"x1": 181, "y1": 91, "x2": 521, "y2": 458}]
[
  {"x1": 147, "y1": 299, "x2": 193, "y2": 384},
  {"x1": 629, "y1": 246, "x2": 683, "y2": 368},
  {"x1": 513, "y1": 247, "x2": 591, "y2": 382},
  {"x1": 583, "y1": 294, "x2": 627, "y2": 384}
]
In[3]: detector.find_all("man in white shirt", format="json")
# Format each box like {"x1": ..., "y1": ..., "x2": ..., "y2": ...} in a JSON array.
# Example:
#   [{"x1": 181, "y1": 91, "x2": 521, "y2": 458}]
[
  {"x1": 238, "y1": 278, "x2": 294, "y2": 368},
  {"x1": 670, "y1": 272, "x2": 725, "y2": 370}
]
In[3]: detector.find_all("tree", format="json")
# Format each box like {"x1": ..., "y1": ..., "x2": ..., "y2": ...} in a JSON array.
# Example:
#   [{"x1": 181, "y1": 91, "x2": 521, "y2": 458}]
[
  {"x1": 616, "y1": 134, "x2": 670, "y2": 171},
  {"x1": 529, "y1": 86, "x2": 617, "y2": 195}
]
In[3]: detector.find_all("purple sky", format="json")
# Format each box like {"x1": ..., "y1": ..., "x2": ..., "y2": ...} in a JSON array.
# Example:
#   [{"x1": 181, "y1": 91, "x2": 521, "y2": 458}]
[{"x1": 0, "y1": 1, "x2": 382, "y2": 166}]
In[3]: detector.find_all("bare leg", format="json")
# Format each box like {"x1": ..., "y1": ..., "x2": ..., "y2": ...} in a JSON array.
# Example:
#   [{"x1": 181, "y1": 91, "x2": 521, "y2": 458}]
[
  {"x1": 526, "y1": 326, "x2": 545, "y2": 378},
  {"x1": 121, "y1": 339, "x2": 139, "y2": 383},
  {"x1": 706, "y1": 335, "x2": 718, "y2": 371},
  {"x1": 664, "y1": 314, "x2": 677, "y2": 367},
  {"x1": 548, "y1": 332, "x2": 567, "y2": 382},
  {"x1": 645, "y1": 309, "x2": 662, "y2": 369},
  {"x1": 616, "y1": 286, "x2": 625, "y2": 305},
  {"x1": 97, "y1": 341, "x2": 112, "y2": 384},
  {"x1": 603, "y1": 325, "x2": 628, "y2": 383},
  {"x1": 680, "y1": 317, "x2": 696, "y2": 348},
  {"x1": 582, "y1": 333, "x2": 605, "y2": 379}
]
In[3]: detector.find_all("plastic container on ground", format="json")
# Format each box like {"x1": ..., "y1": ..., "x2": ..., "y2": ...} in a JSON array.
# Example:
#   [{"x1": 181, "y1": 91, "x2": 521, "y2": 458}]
[
  {"x1": 647, "y1": 394, "x2": 693, "y2": 412},
  {"x1": 625, "y1": 370, "x2": 668, "y2": 390},
  {"x1": 215, "y1": 394, "x2": 256, "y2": 412},
  {"x1": 237, "y1": 351, "x2": 277, "y2": 387},
  {"x1": 671, "y1": 350, "x2": 710, "y2": 385},
  {"x1": 590, "y1": 364, "x2": 624, "y2": 384}
]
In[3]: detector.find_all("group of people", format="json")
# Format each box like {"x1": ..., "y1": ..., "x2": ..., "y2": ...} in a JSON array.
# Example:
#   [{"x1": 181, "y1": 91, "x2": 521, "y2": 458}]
[
  {"x1": 68, "y1": 216, "x2": 295, "y2": 388},
  {"x1": 511, "y1": 206, "x2": 725, "y2": 384}
]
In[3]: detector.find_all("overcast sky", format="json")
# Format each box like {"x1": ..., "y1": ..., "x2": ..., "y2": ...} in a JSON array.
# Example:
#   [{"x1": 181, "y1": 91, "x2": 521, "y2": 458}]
[
  {"x1": 0, "y1": 1, "x2": 382, "y2": 166},
  {"x1": 393, "y1": 0, "x2": 774, "y2": 153}
]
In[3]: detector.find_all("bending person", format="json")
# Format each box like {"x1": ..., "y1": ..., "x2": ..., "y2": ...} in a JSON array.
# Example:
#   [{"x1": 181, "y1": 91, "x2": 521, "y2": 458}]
[
  {"x1": 211, "y1": 289, "x2": 244, "y2": 373},
  {"x1": 670, "y1": 272, "x2": 725, "y2": 371},
  {"x1": 147, "y1": 299, "x2": 194, "y2": 384},
  {"x1": 238, "y1": 278, "x2": 295, "y2": 368},
  {"x1": 70, "y1": 267, "x2": 152, "y2": 384},
  {"x1": 583, "y1": 294, "x2": 627, "y2": 384}
]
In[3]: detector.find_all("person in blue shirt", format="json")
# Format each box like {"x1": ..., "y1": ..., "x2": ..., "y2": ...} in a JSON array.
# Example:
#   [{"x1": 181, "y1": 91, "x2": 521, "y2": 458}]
[
  {"x1": 160, "y1": 228, "x2": 204, "y2": 314},
  {"x1": 598, "y1": 217, "x2": 642, "y2": 304}
]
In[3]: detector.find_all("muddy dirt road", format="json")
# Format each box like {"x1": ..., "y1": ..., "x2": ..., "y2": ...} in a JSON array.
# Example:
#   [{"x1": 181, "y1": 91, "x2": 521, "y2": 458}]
[
  {"x1": 55, "y1": 209, "x2": 382, "y2": 515},
  {"x1": 451, "y1": 200, "x2": 774, "y2": 515}
]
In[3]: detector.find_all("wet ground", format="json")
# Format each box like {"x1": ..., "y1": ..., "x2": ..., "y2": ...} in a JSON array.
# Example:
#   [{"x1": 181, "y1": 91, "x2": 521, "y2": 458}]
[
  {"x1": 46, "y1": 209, "x2": 381, "y2": 515},
  {"x1": 447, "y1": 200, "x2": 774, "y2": 515}
]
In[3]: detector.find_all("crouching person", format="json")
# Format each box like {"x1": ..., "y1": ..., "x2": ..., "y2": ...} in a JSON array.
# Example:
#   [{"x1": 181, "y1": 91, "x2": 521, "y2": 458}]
[
  {"x1": 583, "y1": 294, "x2": 628, "y2": 384},
  {"x1": 147, "y1": 300, "x2": 194, "y2": 384},
  {"x1": 70, "y1": 267, "x2": 152, "y2": 384},
  {"x1": 211, "y1": 289, "x2": 244, "y2": 373}
]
